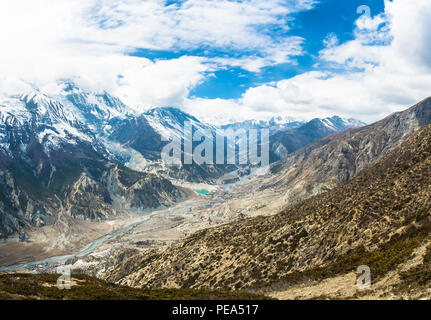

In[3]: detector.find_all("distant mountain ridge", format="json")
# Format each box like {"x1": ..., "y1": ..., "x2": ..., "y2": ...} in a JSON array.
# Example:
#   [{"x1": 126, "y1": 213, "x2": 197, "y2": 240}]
[
  {"x1": 221, "y1": 115, "x2": 364, "y2": 132},
  {"x1": 0, "y1": 82, "x2": 366, "y2": 238},
  {"x1": 220, "y1": 117, "x2": 305, "y2": 131},
  {"x1": 268, "y1": 116, "x2": 366, "y2": 160},
  {"x1": 261, "y1": 96, "x2": 431, "y2": 206}
]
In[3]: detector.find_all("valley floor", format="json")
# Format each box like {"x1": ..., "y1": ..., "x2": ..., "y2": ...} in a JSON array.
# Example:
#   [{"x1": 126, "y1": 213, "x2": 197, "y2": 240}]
[{"x1": 0, "y1": 172, "x2": 273, "y2": 272}]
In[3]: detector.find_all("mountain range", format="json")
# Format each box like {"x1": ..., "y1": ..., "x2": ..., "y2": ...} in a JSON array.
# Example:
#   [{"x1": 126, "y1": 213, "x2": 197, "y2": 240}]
[{"x1": 0, "y1": 83, "x2": 364, "y2": 239}]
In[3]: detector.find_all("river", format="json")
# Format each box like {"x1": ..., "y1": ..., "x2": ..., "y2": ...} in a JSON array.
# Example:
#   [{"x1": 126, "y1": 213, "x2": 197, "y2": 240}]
[
  {"x1": 0, "y1": 169, "x2": 255, "y2": 272},
  {"x1": 0, "y1": 206, "x2": 183, "y2": 272}
]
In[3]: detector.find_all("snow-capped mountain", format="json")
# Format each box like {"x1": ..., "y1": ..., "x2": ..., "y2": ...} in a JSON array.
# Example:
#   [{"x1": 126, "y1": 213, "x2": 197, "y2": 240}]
[
  {"x1": 0, "y1": 80, "x2": 141, "y2": 153},
  {"x1": 220, "y1": 117, "x2": 305, "y2": 132},
  {"x1": 218, "y1": 115, "x2": 366, "y2": 162},
  {"x1": 108, "y1": 106, "x2": 236, "y2": 182},
  {"x1": 142, "y1": 107, "x2": 215, "y2": 140},
  {"x1": 0, "y1": 88, "x2": 187, "y2": 240},
  {"x1": 319, "y1": 116, "x2": 366, "y2": 132},
  {"x1": 0, "y1": 83, "x2": 366, "y2": 174},
  {"x1": 221, "y1": 115, "x2": 364, "y2": 133},
  {"x1": 269, "y1": 116, "x2": 366, "y2": 160},
  {"x1": 60, "y1": 83, "x2": 133, "y2": 130},
  {"x1": 0, "y1": 91, "x2": 102, "y2": 157}
]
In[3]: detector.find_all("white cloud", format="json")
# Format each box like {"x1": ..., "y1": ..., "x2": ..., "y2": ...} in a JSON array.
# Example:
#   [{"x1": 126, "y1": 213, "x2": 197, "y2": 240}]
[
  {"x1": 3, "y1": 0, "x2": 430, "y2": 125},
  {"x1": 323, "y1": 33, "x2": 339, "y2": 48},
  {"x1": 115, "y1": 56, "x2": 210, "y2": 108},
  {"x1": 0, "y1": 0, "x2": 315, "y2": 108},
  {"x1": 212, "y1": 37, "x2": 305, "y2": 72},
  {"x1": 186, "y1": 0, "x2": 431, "y2": 124}
]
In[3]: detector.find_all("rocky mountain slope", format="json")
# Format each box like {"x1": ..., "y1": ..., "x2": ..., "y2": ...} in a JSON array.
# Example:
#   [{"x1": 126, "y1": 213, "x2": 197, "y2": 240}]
[
  {"x1": 244, "y1": 97, "x2": 431, "y2": 208},
  {"x1": 108, "y1": 107, "x2": 237, "y2": 182},
  {"x1": 102, "y1": 122, "x2": 431, "y2": 299},
  {"x1": 269, "y1": 116, "x2": 365, "y2": 161},
  {"x1": 172, "y1": 97, "x2": 431, "y2": 225},
  {"x1": 0, "y1": 91, "x2": 186, "y2": 239}
]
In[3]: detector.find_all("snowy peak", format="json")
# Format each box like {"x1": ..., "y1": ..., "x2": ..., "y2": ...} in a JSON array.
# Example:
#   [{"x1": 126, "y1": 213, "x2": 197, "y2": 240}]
[
  {"x1": 22, "y1": 91, "x2": 52, "y2": 107},
  {"x1": 268, "y1": 115, "x2": 305, "y2": 128},
  {"x1": 319, "y1": 116, "x2": 366, "y2": 132},
  {"x1": 62, "y1": 84, "x2": 133, "y2": 125},
  {"x1": 142, "y1": 107, "x2": 214, "y2": 140},
  {"x1": 221, "y1": 117, "x2": 305, "y2": 131},
  {"x1": 143, "y1": 107, "x2": 204, "y2": 129},
  {"x1": 0, "y1": 90, "x2": 98, "y2": 155},
  {"x1": 21, "y1": 91, "x2": 79, "y2": 126},
  {"x1": 0, "y1": 82, "x2": 138, "y2": 156},
  {"x1": 144, "y1": 107, "x2": 199, "y2": 123}
]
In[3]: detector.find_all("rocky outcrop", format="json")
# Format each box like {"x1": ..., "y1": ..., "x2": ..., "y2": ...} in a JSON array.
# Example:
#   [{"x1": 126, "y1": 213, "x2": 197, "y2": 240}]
[{"x1": 0, "y1": 152, "x2": 187, "y2": 238}]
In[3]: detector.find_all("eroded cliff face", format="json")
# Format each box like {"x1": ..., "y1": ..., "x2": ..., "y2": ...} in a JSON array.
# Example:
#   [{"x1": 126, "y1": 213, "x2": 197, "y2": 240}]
[
  {"x1": 0, "y1": 155, "x2": 188, "y2": 239},
  {"x1": 0, "y1": 141, "x2": 188, "y2": 239},
  {"x1": 0, "y1": 169, "x2": 58, "y2": 237}
]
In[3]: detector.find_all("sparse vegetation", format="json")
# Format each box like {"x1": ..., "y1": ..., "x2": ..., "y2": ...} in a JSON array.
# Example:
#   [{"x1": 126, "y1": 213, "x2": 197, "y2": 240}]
[
  {"x1": 0, "y1": 273, "x2": 271, "y2": 300},
  {"x1": 265, "y1": 223, "x2": 429, "y2": 289},
  {"x1": 397, "y1": 245, "x2": 431, "y2": 291}
]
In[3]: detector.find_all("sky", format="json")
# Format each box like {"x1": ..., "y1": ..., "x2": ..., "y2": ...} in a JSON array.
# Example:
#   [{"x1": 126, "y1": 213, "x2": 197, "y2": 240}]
[{"x1": 0, "y1": 0, "x2": 431, "y2": 124}]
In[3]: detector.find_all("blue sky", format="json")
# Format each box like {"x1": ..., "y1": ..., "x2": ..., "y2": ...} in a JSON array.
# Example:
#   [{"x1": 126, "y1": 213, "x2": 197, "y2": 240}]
[
  {"x1": 1, "y1": 0, "x2": 431, "y2": 124},
  {"x1": 130, "y1": 0, "x2": 386, "y2": 100},
  {"x1": 194, "y1": 0, "x2": 386, "y2": 99}
]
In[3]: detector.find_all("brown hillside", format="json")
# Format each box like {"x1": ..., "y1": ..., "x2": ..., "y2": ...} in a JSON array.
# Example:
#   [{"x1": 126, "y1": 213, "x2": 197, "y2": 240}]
[{"x1": 104, "y1": 123, "x2": 431, "y2": 298}]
